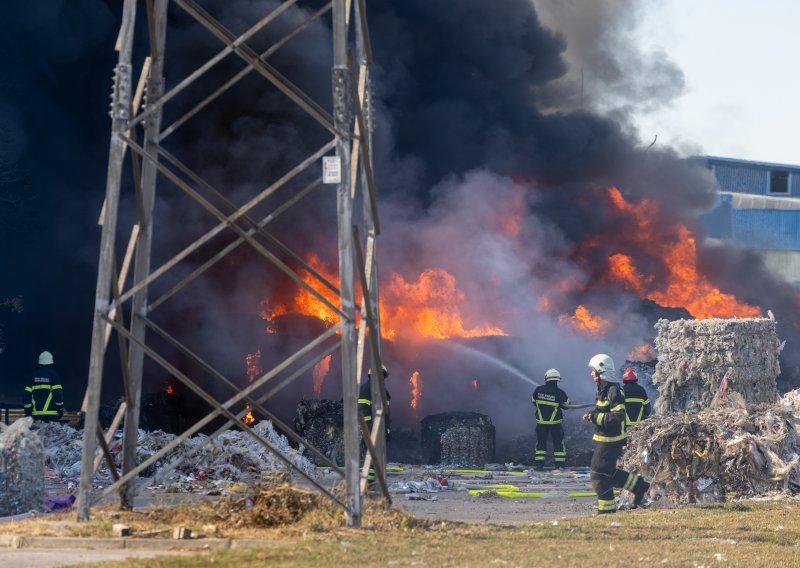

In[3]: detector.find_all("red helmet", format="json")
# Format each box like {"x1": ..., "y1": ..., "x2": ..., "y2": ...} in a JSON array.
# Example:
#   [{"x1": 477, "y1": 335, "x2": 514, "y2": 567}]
[{"x1": 622, "y1": 368, "x2": 637, "y2": 382}]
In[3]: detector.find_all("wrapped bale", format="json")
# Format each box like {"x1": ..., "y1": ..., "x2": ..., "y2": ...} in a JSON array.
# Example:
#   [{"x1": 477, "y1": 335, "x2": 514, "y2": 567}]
[
  {"x1": 293, "y1": 399, "x2": 343, "y2": 466},
  {"x1": 622, "y1": 395, "x2": 800, "y2": 505},
  {"x1": 421, "y1": 412, "x2": 495, "y2": 465},
  {"x1": 652, "y1": 317, "x2": 781, "y2": 413},
  {"x1": 0, "y1": 417, "x2": 45, "y2": 515}
]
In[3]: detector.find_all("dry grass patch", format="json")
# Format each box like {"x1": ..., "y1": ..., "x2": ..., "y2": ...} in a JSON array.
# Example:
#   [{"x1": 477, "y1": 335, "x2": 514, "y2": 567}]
[{"x1": 0, "y1": 483, "x2": 419, "y2": 540}]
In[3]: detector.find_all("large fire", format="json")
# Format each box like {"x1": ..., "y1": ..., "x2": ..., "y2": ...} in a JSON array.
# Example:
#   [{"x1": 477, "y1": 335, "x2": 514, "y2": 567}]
[
  {"x1": 382, "y1": 269, "x2": 507, "y2": 340},
  {"x1": 250, "y1": 184, "x2": 762, "y2": 415},
  {"x1": 260, "y1": 257, "x2": 507, "y2": 341},
  {"x1": 603, "y1": 187, "x2": 760, "y2": 319}
]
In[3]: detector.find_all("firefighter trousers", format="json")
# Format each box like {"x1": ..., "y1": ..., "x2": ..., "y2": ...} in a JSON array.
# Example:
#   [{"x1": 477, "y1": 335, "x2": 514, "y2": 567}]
[
  {"x1": 590, "y1": 440, "x2": 645, "y2": 513},
  {"x1": 535, "y1": 423, "x2": 566, "y2": 466}
]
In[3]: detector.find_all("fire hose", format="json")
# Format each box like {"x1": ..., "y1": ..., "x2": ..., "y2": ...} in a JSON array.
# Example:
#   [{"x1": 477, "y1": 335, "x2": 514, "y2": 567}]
[{"x1": 562, "y1": 402, "x2": 595, "y2": 409}]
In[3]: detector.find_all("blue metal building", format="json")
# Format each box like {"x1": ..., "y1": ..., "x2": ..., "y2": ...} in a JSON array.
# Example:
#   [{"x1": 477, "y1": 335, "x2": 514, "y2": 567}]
[{"x1": 697, "y1": 156, "x2": 800, "y2": 285}]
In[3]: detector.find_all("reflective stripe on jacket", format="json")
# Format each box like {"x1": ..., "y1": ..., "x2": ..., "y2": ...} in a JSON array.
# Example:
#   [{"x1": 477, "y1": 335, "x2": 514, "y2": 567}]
[
  {"x1": 622, "y1": 381, "x2": 651, "y2": 425},
  {"x1": 24, "y1": 365, "x2": 64, "y2": 417},
  {"x1": 590, "y1": 380, "x2": 626, "y2": 443},
  {"x1": 358, "y1": 381, "x2": 391, "y2": 434},
  {"x1": 531, "y1": 382, "x2": 571, "y2": 424}
]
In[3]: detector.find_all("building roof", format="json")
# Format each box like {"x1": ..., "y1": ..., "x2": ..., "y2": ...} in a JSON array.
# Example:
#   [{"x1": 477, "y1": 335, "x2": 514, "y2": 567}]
[
  {"x1": 704, "y1": 155, "x2": 800, "y2": 173},
  {"x1": 722, "y1": 192, "x2": 800, "y2": 210}
]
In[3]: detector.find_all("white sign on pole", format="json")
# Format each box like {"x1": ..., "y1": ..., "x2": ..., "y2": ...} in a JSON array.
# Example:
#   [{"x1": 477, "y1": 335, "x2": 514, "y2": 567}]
[{"x1": 322, "y1": 156, "x2": 342, "y2": 184}]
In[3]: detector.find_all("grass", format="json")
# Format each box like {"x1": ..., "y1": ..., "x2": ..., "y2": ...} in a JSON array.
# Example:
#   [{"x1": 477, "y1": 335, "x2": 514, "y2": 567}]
[
  {"x1": 54, "y1": 500, "x2": 800, "y2": 567},
  {"x1": 6, "y1": 485, "x2": 800, "y2": 566}
]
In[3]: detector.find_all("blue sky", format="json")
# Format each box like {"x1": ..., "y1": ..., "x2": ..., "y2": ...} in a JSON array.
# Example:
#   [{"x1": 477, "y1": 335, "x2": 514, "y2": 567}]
[{"x1": 632, "y1": 0, "x2": 800, "y2": 165}]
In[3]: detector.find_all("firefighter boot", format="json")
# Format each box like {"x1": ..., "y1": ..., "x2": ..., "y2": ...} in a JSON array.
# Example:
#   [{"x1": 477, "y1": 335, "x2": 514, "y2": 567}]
[{"x1": 632, "y1": 478, "x2": 650, "y2": 508}]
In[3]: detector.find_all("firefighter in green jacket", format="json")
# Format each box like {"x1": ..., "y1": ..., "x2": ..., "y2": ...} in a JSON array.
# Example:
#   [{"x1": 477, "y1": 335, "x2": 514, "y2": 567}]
[
  {"x1": 23, "y1": 351, "x2": 64, "y2": 422},
  {"x1": 621, "y1": 368, "x2": 651, "y2": 426},
  {"x1": 358, "y1": 365, "x2": 391, "y2": 484},
  {"x1": 582, "y1": 354, "x2": 649, "y2": 513},
  {"x1": 531, "y1": 368, "x2": 571, "y2": 470}
]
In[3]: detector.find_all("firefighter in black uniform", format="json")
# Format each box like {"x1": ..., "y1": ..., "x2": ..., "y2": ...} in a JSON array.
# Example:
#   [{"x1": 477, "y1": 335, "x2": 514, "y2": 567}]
[
  {"x1": 621, "y1": 368, "x2": 651, "y2": 426},
  {"x1": 582, "y1": 354, "x2": 649, "y2": 513},
  {"x1": 23, "y1": 351, "x2": 64, "y2": 422},
  {"x1": 357, "y1": 365, "x2": 391, "y2": 484},
  {"x1": 531, "y1": 368, "x2": 571, "y2": 470}
]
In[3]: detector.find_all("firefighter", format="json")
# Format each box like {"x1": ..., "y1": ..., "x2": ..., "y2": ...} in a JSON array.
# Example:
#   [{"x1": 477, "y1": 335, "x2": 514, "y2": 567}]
[
  {"x1": 23, "y1": 351, "x2": 64, "y2": 422},
  {"x1": 358, "y1": 365, "x2": 391, "y2": 484},
  {"x1": 622, "y1": 368, "x2": 651, "y2": 426},
  {"x1": 531, "y1": 368, "x2": 571, "y2": 470},
  {"x1": 582, "y1": 354, "x2": 649, "y2": 513}
]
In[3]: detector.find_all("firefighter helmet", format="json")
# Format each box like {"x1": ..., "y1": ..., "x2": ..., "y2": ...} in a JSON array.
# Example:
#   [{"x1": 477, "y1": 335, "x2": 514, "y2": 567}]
[
  {"x1": 588, "y1": 353, "x2": 615, "y2": 378},
  {"x1": 544, "y1": 368, "x2": 561, "y2": 381},
  {"x1": 368, "y1": 365, "x2": 388, "y2": 379},
  {"x1": 622, "y1": 368, "x2": 638, "y2": 382},
  {"x1": 38, "y1": 351, "x2": 54, "y2": 365}
]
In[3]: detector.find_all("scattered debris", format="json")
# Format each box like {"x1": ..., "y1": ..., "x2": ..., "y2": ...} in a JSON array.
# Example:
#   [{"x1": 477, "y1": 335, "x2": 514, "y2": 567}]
[
  {"x1": 0, "y1": 417, "x2": 45, "y2": 516},
  {"x1": 623, "y1": 391, "x2": 800, "y2": 504},
  {"x1": 44, "y1": 495, "x2": 75, "y2": 512},
  {"x1": 28, "y1": 419, "x2": 316, "y2": 493},
  {"x1": 406, "y1": 493, "x2": 438, "y2": 501},
  {"x1": 172, "y1": 526, "x2": 191, "y2": 539},
  {"x1": 112, "y1": 523, "x2": 131, "y2": 537},
  {"x1": 389, "y1": 478, "x2": 443, "y2": 494}
]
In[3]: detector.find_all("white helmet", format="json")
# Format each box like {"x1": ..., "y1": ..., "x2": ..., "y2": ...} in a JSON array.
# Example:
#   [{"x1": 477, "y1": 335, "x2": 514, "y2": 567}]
[
  {"x1": 544, "y1": 368, "x2": 561, "y2": 381},
  {"x1": 368, "y1": 365, "x2": 388, "y2": 379},
  {"x1": 39, "y1": 351, "x2": 54, "y2": 365},
  {"x1": 588, "y1": 353, "x2": 615, "y2": 379}
]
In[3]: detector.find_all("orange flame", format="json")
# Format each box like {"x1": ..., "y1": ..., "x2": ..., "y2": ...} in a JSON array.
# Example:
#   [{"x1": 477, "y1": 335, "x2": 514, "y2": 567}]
[
  {"x1": 560, "y1": 304, "x2": 611, "y2": 337},
  {"x1": 382, "y1": 268, "x2": 507, "y2": 340},
  {"x1": 627, "y1": 344, "x2": 657, "y2": 362},
  {"x1": 260, "y1": 255, "x2": 507, "y2": 341},
  {"x1": 165, "y1": 384, "x2": 174, "y2": 395},
  {"x1": 246, "y1": 348, "x2": 262, "y2": 383},
  {"x1": 410, "y1": 371, "x2": 421, "y2": 418},
  {"x1": 471, "y1": 379, "x2": 478, "y2": 390},
  {"x1": 604, "y1": 187, "x2": 760, "y2": 319},
  {"x1": 312, "y1": 355, "x2": 332, "y2": 397},
  {"x1": 243, "y1": 409, "x2": 255, "y2": 425},
  {"x1": 608, "y1": 253, "x2": 650, "y2": 295},
  {"x1": 260, "y1": 254, "x2": 341, "y2": 328}
]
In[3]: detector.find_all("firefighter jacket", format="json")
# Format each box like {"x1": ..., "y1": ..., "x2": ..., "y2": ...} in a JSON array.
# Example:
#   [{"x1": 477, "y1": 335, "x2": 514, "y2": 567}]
[
  {"x1": 24, "y1": 365, "x2": 64, "y2": 419},
  {"x1": 531, "y1": 381, "x2": 571, "y2": 424},
  {"x1": 590, "y1": 379, "x2": 626, "y2": 443},
  {"x1": 358, "y1": 381, "x2": 391, "y2": 436},
  {"x1": 622, "y1": 381, "x2": 651, "y2": 425}
]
